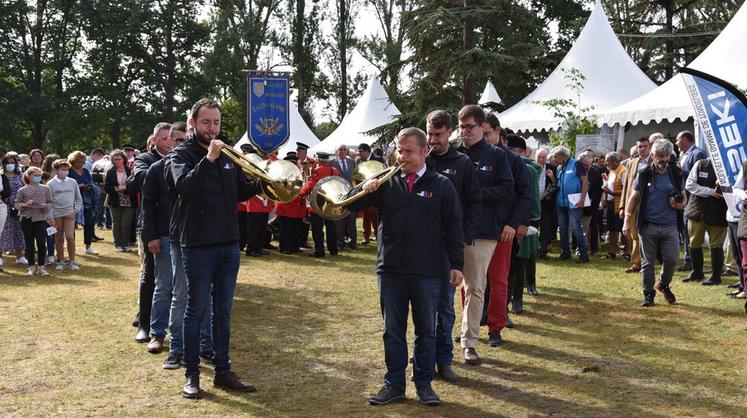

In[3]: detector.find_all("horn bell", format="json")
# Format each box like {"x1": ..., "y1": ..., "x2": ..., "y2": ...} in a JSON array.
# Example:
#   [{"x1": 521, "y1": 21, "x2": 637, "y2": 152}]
[
  {"x1": 352, "y1": 160, "x2": 386, "y2": 186},
  {"x1": 260, "y1": 159, "x2": 304, "y2": 203},
  {"x1": 309, "y1": 176, "x2": 352, "y2": 221}
]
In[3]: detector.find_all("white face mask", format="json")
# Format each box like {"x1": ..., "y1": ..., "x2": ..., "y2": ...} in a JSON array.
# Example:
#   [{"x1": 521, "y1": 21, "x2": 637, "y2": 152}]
[{"x1": 57, "y1": 170, "x2": 69, "y2": 179}]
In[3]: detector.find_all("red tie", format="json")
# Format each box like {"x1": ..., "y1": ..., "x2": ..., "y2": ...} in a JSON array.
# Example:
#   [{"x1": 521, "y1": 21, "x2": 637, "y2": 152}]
[{"x1": 406, "y1": 173, "x2": 417, "y2": 192}]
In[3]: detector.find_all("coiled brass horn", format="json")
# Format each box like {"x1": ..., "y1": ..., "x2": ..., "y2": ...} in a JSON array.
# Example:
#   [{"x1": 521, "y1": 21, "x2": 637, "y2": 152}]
[{"x1": 221, "y1": 146, "x2": 303, "y2": 203}]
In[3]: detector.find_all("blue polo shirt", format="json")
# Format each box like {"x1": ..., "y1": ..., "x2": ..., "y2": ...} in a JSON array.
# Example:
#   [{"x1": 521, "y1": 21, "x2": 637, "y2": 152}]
[{"x1": 635, "y1": 170, "x2": 678, "y2": 225}]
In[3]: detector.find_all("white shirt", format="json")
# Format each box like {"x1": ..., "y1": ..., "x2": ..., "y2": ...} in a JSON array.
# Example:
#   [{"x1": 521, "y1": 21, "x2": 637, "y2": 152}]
[
  {"x1": 538, "y1": 164, "x2": 547, "y2": 195},
  {"x1": 400, "y1": 164, "x2": 427, "y2": 184}
]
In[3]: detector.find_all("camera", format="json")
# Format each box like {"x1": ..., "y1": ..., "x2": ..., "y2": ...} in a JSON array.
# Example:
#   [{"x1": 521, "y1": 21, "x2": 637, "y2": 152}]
[{"x1": 669, "y1": 190, "x2": 684, "y2": 204}]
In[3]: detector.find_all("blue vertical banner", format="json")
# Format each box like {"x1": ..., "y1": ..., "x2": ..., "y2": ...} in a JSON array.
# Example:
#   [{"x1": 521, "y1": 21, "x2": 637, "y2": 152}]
[
  {"x1": 247, "y1": 73, "x2": 291, "y2": 154},
  {"x1": 681, "y1": 67, "x2": 747, "y2": 217}
]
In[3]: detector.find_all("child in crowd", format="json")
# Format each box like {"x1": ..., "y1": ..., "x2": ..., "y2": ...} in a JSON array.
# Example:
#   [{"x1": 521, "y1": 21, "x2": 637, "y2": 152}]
[
  {"x1": 47, "y1": 159, "x2": 83, "y2": 271},
  {"x1": 14, "y1": 167, "x2": 55, "y2": 276}
]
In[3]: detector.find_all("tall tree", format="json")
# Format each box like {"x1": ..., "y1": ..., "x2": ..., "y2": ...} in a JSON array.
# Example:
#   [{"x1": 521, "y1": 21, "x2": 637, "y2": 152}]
[
  {"x1": 326, "y1": 0, "x2": 359, "y2": 121},
  {"x1": 357, "y1": 0, "x2": 413, "y2": 100},
  {"x1": 0, "y1": 0, "x2": 82, "y2": 149}
]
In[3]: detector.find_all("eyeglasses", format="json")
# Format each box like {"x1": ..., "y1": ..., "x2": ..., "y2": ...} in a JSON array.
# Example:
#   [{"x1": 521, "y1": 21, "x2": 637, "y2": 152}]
[{"x1": 458, "y1": 123, "x2": 479, "y2": 131}]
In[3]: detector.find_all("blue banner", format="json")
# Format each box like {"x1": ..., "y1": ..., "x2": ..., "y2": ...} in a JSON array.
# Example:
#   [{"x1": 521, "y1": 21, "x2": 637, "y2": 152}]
[
  {"x1": 681, "y1": 68, "x2": 747, "y2": 217},
  {"x1": 247, "y1": 73, "x2": 290, "y2": 154}
]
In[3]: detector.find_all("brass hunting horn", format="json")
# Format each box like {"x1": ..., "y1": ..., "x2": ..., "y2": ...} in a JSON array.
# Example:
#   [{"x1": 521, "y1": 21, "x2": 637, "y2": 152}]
[{"x1": 221, "y1": 146, "x2": 303, "y2": 203}]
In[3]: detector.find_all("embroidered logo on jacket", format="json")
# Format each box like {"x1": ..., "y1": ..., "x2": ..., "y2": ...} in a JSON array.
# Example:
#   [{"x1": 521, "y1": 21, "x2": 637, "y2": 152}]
[
  {"x1": 416, "y1": 191, "x2": 433, "y2": 198},
  {"x1": 479, "y1": 165, "x2": 494, "y2": 172},
  {"x1": 441, "y1": 168, "x2": 457, "y2": 175}
]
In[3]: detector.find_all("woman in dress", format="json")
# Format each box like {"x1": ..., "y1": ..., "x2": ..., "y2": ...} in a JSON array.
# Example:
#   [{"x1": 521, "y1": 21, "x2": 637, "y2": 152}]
[{"x1": 1, "y1": 153, "x2": 28, "y2": 265}]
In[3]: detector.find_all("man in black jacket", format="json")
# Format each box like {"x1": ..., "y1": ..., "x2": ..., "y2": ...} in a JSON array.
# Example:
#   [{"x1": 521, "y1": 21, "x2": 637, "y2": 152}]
[
  {"x1": 127, "y1": 122, "x2": 172, "y2": 345},
  {"x1": 346, "y1": 127, "x2": 464, "y2": 406},
  {"x1": 169, "y1": 98, "x2": 262, "y2": 398},
  {"x1": 425, "y1": 110, "x2": 481, "y2": 382},
  {"x1": 456, "y1": 105, "x2": 514, "y2": 365}
]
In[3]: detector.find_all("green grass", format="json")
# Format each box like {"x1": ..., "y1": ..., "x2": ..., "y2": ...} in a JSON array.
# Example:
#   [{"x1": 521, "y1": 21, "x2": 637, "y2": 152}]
[{"x1": 1, "y1": 226, "x2": 746, "y2": 417}]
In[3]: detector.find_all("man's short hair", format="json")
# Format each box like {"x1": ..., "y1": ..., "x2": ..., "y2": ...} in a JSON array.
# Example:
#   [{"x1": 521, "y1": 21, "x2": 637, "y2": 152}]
[
  {"x1": 550, "y1": 146, "x2": 570, "y2": 159},
  {"x1": 426, "y1": 110, "x2": 451, "y2": 130},
  {"x1": 485, "y1": 112, "x2": 501, "y2": 130},
  {"x1": 90, "y1": 148, "x2": 105, "y2": 157},
  {"x1": 605, "y1": 152, "x2": 621, "y2": 163},
  {"x1": 189, "y1": 98, "x2": 221, "y2": 121},
  {"x1": 636, "y1": 136, "x2": 650, "y2": 144},
  {"x1": 649, "y1": 132, "x2": 664, "y2": 142},
  {"x1": 52, "y1": 159, "x2": 71, "y2": 170},
  {"x1": 678, "y1": 130, "x2": 695, "y2": 143},
  {"x1": 458, "y1": 104, "x2": 485, "y2": 124},
  {"x1": 153, "y1": 122, "x2": 172, "y2": 135},
  {"x1": 170, "y1": 121, "x2": 188, "y2": 135},
  {"x1": 651, "y1": 138, "x2": 674, "y2": 156},
  {"x1": 397, "y1": 127, "x2": 427, "y2": 148},
  {"x1": 358, "y1": 143, "x2": 371, "y2": 152}
]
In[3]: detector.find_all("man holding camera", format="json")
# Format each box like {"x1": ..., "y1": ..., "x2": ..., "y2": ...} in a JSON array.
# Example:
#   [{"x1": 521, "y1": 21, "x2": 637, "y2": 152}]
[{"x1": 623, "y1": 139, "x2": 686, "y2": 307}]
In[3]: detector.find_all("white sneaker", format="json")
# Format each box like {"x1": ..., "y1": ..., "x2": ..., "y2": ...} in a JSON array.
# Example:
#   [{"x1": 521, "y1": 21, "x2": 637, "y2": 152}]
[
  {"x1": 114, "y1": 246, "x2": 124, "y2": 252},
  {"x1": 26, "y1": 267, "x2": 35, "y2": 276},
  {"x1": 39, "y1": 266, "x2": 49, "y2": 276},
  {"x1": 56, "y1": 263, "x2": 65, "y2": 271},
  {"x1": 46, "y1": 256, "x2": 55, "y2": 266},
  {"x1": 85, "y1": 247, "x2": 99, "y2": 255},
  {"x1": 16, "y1": 256, "x2": 28, "y2": 265},
  {"x1": 70, "y1": 262, "x2": 80, "y2": 271},
  {"x1": 0, "y1": 257, "x2": 4, "y2": 266}
]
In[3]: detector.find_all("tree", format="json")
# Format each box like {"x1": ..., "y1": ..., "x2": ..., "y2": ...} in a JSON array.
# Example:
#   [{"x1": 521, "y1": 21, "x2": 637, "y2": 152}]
[
  {"x1": 357, "y1": 0, "x2": 411, "y2": 100},
  {"x1": 0, "y1": 0, "x2": 83, "y2": 149},
  {"x1": 325, "y1": 0, "x2": 366, "y2": 122}
]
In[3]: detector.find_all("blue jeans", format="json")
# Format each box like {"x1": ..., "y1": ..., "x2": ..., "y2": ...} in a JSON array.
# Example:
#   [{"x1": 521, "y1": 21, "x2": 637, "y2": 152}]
[
  {"x1": 378, "y1": 274, "x2": 441, "y2": 391},
  {"x1": 557, "y1": 206, "x2": 587, "y2": 256},
  {"x1": 169, "y1": 242, "x2": 212, "y2": 355},
  {"x1": 150, "y1": 236, "x2": 173, "y2": 337},
  {"x1": 182, "y1": 242, "x2": 239, "y2": 376},
  {"x1": 434, "y1": 245, "x2": 454, "y2": 366}
]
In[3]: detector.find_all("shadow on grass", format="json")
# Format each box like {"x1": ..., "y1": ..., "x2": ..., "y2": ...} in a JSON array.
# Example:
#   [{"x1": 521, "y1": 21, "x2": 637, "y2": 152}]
[{"x1": 493, "y1": 285, "x2": 745, "y2": 415}]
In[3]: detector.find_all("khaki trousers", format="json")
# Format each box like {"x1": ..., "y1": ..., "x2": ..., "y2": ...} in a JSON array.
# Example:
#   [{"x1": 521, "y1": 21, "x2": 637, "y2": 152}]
[
  {"x1": 630, "y1": 212, "x2": 641, "y2": 268},
  {"x1": 688, "y1": 219, "x2": 727, "y2": 249},
  {"x1": 55, "y1": 213, "x2": 76, "y2": 262},
  {"x1": 460, "y1": 239, "x2": 497, "y2": 349}
]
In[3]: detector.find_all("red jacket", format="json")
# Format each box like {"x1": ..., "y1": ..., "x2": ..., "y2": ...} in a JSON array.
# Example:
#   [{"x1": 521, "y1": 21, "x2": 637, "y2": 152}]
[
  {"x1": 299, "y1": 163, "x2": 340, "y2": 215},
  {"x1": 236, "y1": 201, "x2": 249, "y2": 212},
  {"x1": 248, "y1": 195, "x2": 273, "y2": 213},
  {"x1": 275, "y1": 195, "x2": 306, "y2": 218}
]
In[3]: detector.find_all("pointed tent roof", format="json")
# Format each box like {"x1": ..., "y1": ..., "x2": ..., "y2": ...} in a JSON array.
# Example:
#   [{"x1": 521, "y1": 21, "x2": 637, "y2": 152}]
[
  {"x1": 479, "y1": 81, "x2": 502, "y2": 105},
  {"x1": 499, "y1": 0, "x2": 656, "y2": 133},
  {"x1": 235, "y1": 92, "x2": 320, "y2": 158},
  {"x1": 311, "y1": 76, "x2": 401, "y2": 154},
  {"x1": 595, "y1": 2, "x2": 747, "y2": 127}
]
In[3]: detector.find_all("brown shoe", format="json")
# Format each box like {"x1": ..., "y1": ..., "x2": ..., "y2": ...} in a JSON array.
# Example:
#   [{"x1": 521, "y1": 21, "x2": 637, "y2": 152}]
[
  {"x1": 214, "y1": 371, "x2": 256, "y2": 392},
  {"x1": 437, "y1": 363, "x2": 459, "y2": 382},
  {"x1": 463, "y1": 348, "x2": 481, "y2": 366},
  {"x1": 147, "y1": 336, "x2": 164, "y2": 354},
  {"x1": 625, "y1": 266, "x2": 641, "y2": 273}
]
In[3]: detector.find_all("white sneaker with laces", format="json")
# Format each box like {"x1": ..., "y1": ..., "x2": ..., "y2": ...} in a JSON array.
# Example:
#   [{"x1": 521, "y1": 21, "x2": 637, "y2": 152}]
[
  {"x1": 56, "y1": 263, "x2": 65, "y2": 271},
  {"x1": 85, "y1": 247, "x2": 99, "y2": 255},
  {"x1": 70, "y1": 262, "x2": 80, "y2": 271},
  {"x1": 39, "y1": 266, "x2": 49, "y2": 276},
  {"x1": 17, "y1": 256, "x2": 28, "y2": 265},
  {"x1": 46, "y1": 256, "x2": 55, "y2": 265},
  {"x1": 26, "y1": 267, "x2": 35, "y2": 276}
]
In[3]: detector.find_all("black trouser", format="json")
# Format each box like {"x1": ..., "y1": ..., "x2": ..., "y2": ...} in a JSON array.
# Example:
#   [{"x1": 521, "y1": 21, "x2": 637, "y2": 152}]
[
  {"x1": 298, "y1": 219, "x2": 310, "y2": 246},
  {"x1": 237, "y1": 212, "x2": 248, "y2": 251},
  {"x1": 336, "y1": 213, "x2": 357, "y2": 249},
  {"x1": 279, "y1": 216, "x2": 301, "y2": 252},
  {"x1": 310, "y1": 213, "x2": 338, "y2": 255},
  {"x1": 539, "y1": 198, "x2": 557, "y2": 254},
  {"x1": 138, "y1": 234, "x2": 155, "y2": 333},
  {"x1": 246, "y1": 212, "x2": 269, "y2": 253},
  {"x1": 21, "y1": 218, "x2": 47, "y2": 266},
  {"x1": 589, "y1": 209, "x2": 600, "y2": 253},
  {"x1": 130, "y1": 208, "x2": 139, "y2": 244},
  {"x1": 82, "y1": 205, "x2": 95, "y2": 245},
  {"x1": 728, "y1": 221, "x2": 744, "y2": 289}
]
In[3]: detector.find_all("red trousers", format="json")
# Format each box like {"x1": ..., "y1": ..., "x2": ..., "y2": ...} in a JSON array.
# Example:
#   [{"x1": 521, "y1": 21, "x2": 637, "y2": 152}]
[
  {"x1": 486, "y1": 240, "x2": 513, "y2": 333},
  {"x1": 362, "y1": 207, "x2": 379, "y2": 238}
]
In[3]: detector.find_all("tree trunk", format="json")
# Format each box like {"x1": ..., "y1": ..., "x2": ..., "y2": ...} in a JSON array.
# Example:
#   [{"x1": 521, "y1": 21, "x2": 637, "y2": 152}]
[
  {"x1": 110, "y1": 120, "x2": 122, "y2": 149},
  {"x1": 337, "y1": 0, "x2": 348, "y2": 121},
  {"x1": 462, "y1": 0, "x2": 474, "y2": 105},
  {"x1": 664, "y1": 0, "x2": 674, "y2": 80},
  {"x1": 294, "y1": 0, "x2": 308, "y2": 121}
]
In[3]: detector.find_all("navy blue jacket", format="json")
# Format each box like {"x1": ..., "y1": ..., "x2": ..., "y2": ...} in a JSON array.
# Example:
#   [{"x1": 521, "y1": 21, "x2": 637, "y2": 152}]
[
  {"x1": 168, "y1": 135, "x2": 261, "y2": 248},
  {"x1": 345, "y1": 167, "x2": 464, "y2": 276},
  {"x1": 141, "y1": 158, "x2": 170, "y2": 243},
  {"x1": 427, "y1": 145, "x2": 481, "y2": 244},
  {"x1": 458, "y1": 140, "x2": 514, "y2": 240},
  {"x1": 499, "y1": 144, "x2": 533, "y2": 229}
]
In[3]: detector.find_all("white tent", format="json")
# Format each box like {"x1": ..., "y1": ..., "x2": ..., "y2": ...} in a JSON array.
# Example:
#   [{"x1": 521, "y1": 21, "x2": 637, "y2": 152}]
[
  {"x1": 595, "y1": 1, "x2": 747, "y2": 127},
  {"x1": 235, "y1": 92, "x2": 320, "y2": 158},
  {"x1": 499, "y1": 0, "x2": 656, "y2": 133},
  {"x1": 479, "y1": 81, "x2": 502, "y2": 105},
  {"x1": 311, "y1": 76, "x2": 401, "y2": 154}
]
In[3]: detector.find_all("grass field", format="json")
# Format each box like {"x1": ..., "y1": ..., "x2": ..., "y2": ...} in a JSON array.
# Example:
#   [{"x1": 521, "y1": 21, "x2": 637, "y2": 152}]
[{"x1": 1, "y1": 225, "x2": 746, "y2": 417}]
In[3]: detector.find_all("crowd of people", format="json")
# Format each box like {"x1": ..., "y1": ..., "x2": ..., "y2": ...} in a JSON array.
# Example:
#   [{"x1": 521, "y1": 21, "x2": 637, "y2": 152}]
[{"x1": 2, "y1": 98, "x2": 746, "y2": 407}]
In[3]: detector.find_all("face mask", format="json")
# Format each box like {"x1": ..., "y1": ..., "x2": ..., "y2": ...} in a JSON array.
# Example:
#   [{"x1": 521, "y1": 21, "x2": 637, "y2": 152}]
[
  {"x1": 31, "y1": 176, "x2": 42, "y2": 184},
  {"x1": 57, "y1": 170, "x2": 69, "y2": 179},
  {"x1": 4, "y1": 164, "x2": 15, "y2": 172}
]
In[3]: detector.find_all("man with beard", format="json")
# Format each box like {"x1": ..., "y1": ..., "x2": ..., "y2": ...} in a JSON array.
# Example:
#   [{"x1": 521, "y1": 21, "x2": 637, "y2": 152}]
[
  {"x1": 424, "y1": 110, "x2": 481, "y2": 381},
  {"x1": 169, "y1": 98, "x2": 262, "y2": 398}
]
